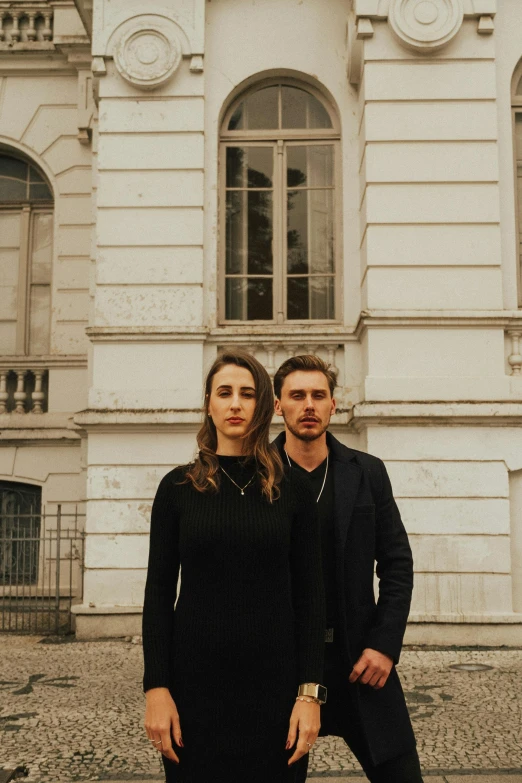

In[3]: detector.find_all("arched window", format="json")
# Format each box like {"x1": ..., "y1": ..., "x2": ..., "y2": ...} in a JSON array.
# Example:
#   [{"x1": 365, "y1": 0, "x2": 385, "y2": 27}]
[
  {"x1": 220, "y1": 80, "x2": 340, "y2": 323},
  {"x1": 0, "y1": 152, "x2": 53, "y2": 355}
]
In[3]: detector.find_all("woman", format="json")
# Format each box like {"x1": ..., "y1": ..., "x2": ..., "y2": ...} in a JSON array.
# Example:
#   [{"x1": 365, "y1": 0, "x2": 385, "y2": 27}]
[{"x1": 142, "y1": 350, "x2": 326, "y2": 783}]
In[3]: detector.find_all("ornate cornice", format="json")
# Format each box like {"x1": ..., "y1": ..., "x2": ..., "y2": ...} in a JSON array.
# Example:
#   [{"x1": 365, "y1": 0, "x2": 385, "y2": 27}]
[{"x1": 348, "y1": 0, "x2": 496, "y2": 82}]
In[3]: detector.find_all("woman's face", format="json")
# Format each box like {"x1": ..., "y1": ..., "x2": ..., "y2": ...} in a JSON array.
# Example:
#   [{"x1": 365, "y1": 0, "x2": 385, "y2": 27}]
[{"x1": 207, "y1": 364, "x2": 257, "y2": 453}]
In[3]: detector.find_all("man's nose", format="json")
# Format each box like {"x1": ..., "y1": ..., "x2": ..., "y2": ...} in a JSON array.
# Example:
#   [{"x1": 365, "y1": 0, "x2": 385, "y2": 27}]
[{"x1": 304, "y1": 397, "x2": 315, "y2": 410}]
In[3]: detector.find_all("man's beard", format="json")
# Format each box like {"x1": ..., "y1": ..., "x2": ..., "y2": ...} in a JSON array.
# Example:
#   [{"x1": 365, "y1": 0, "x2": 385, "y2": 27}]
[{"x1": 282, "y1": 411, "x2": 330, "y2": 442}]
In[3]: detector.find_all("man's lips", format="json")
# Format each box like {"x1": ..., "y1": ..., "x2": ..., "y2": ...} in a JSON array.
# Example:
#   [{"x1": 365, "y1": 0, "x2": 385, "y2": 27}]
[{"x1": 300, "y1": 418, "x2": 319, "y2": 424}]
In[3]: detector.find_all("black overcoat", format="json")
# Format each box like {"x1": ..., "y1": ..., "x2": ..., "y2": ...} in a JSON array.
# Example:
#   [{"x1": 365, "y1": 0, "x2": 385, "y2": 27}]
[{"x1": 273, "y1": 430, "x2": 417, "y2": 766}]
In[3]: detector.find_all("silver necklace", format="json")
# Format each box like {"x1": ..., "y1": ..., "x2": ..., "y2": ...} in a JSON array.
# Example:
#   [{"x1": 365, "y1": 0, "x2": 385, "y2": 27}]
[
  {"x1": 284, "y1": 448, "x2": 329, "y2": 503},
  {"x1": 220, "y1": 465, "x2": 256, "y2": 496}
]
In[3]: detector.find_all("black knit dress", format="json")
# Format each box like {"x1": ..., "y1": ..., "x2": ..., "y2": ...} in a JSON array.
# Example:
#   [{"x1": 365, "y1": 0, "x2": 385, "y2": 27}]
[{"x1": 142, "y1": 456, "x2": 325, "y2": 783}]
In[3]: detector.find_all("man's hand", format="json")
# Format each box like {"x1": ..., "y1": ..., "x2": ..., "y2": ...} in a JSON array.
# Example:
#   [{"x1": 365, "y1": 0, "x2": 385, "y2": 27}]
[{"x1": 349, "y1": 648, "x2": 393, "y2": 690}]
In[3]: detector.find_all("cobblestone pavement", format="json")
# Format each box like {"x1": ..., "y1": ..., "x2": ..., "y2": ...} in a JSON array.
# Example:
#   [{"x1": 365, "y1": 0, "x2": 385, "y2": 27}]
[{"x1": 0, "y1": 636, "x2": 521, "y2": 782}]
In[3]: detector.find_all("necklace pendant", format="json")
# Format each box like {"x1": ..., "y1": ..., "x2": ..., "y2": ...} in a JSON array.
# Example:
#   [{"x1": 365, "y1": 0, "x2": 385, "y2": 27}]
[{"x1": 241, "y1": 490, "x2": 245, "y2": 496}]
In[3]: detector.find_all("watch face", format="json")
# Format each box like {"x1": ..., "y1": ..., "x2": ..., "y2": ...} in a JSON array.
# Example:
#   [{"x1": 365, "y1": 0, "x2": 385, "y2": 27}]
[{"x1": 318, "y1": 685, "x2": 327, "y2": 703}]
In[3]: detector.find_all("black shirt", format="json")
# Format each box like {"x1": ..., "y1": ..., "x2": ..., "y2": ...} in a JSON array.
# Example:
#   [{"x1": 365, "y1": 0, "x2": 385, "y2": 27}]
[{"x1": 290, "y1": 456, "x2": 337, "y2": 629}]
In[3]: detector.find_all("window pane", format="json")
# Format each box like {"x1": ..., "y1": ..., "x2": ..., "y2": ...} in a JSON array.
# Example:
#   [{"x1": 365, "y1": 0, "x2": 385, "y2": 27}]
[
  {"x1": 287, "y1": 276, "x2": 334, "y2": 320},
  {"x1": 29, "y1": 166, "x2": 45, "y2": 184},
  {"x1": 225, "y1": 278, "x2": 273, "y2": 320},
  {"x1": 226, "y1": 191, "x2": 244, "y2": 275},
  {"x1": 30, "y1": 213, "x2": 53, "y2": 284},
  {"x1": 241, "y1": 86, "x2": 279, "y2": 130},
  {"x1": 28, "y1": 286, "x2": 50, "y2": 354},
  {"x1": 287, "y1": 190, "x2": 334, "y2": 275},
  {"x1": 0, "y1": 177, "x2": 27, "y2": 201},
  {"x1": 0, "y1": 155, "x2": 28, "y2": 181},
  {"x1": 228, "y1": 105, "x2": 244, "y2": 131},
  {"x1": 0, "y1": 212, "x2": 21, "y2": 325},
  {"x1": 287, "y1": 146, "x2": 333, "y2": 188},
  {"x1": 282, "y1": 86, "x2": 332, "y2": 129},
  {"x1": 29, "y1": 183, "x2": 52, "y2": 200},
  {"x1": 226, "y1": 147, "x2": 273, "y2": 188},
  {"x1": 226, "y1": 191, "x2": 273, "y2": 276}
]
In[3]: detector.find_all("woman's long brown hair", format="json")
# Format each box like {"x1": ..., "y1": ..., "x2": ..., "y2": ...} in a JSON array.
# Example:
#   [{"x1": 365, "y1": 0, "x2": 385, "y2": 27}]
[{"x1": 183, "y1": 350, "x2": 284, "y2": 502}]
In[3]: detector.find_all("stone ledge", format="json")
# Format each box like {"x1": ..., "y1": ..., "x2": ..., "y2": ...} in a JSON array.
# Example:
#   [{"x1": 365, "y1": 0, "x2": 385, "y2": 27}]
[
  {"x1": 71, "y1": 604, "x2": 142, "y2": 615},
  {"x1": 409, "y1": 613, "x2": 522, "y2": 624},
  {"x1": 351, "y1": 401, "x2": 522, "y2": 428},
  {"x1": 405, "y1": 622, "x2": 522, "y2": 647}
]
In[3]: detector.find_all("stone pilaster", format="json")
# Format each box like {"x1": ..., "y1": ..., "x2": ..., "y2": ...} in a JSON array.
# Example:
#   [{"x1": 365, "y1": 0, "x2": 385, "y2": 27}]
[{"x1": 73, "y1": 0, "x2": 206, "y2": 637}]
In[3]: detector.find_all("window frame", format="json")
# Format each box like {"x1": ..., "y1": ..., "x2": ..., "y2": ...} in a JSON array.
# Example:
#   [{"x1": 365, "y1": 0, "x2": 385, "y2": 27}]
[
  {"x1": 219, "y1": 79, "x2": 342, "y2": 325},
  {"x1": 511, "y1": 64, "x2": 522, "y2": 308},
  {"x1": 0, "y1": 152, "x2": 54, "y2": 356}
]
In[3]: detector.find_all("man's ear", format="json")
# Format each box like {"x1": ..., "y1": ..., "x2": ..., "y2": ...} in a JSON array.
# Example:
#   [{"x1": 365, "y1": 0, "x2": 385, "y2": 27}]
[
  {"x1": 274, "y1": 397, "x2": 283, "y2": 417},
  {"x1": 331, "y1": 396, "x2": 337, "y2": 416}
]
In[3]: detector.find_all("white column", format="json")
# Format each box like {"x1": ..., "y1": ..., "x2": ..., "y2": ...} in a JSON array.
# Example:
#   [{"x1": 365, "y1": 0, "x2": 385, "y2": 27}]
[{"x1": 75, "y1": 0, "x2": 207, "y2": 638}]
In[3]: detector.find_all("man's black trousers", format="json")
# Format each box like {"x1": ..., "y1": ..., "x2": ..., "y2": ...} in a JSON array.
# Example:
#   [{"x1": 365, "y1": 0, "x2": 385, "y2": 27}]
[{"x1": 294, "y1": 640, "x2": 424, "y2": 783}]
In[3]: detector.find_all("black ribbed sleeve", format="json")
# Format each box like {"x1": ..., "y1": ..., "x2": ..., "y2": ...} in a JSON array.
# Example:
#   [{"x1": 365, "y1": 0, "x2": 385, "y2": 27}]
[{"x1": 142, "y1": 471, "x2": 180, "y2": 692}]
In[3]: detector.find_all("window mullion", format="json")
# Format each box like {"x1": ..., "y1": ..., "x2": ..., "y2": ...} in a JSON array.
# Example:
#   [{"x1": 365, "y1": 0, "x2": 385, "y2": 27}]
[
  {"x1": 16, "y1": 205, "x2": 31, "y2": 355},
  {"x1": 275, "y1": 140, "x2": 285, "y2": 324}
]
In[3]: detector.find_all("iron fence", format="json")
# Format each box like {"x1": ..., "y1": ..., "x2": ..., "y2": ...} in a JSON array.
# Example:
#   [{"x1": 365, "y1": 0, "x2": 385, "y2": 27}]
[{"x1": 0, "y1": 505, "x2": 85, "y2": 635}]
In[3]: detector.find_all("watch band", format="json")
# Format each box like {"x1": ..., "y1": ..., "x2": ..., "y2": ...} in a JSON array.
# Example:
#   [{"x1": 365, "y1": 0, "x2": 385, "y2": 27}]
[{"x1": 297, "y1": 683, "x2": 327, "y2": 704}]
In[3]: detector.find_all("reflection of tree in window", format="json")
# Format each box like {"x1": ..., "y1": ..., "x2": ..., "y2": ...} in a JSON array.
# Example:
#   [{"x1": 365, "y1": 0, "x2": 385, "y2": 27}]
[{"x1": 287, "y1": 168, "x2": 307, "y2": 275}]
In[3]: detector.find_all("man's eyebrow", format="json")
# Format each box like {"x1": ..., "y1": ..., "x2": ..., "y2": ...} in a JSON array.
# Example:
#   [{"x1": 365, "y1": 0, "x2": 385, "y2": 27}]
[{"x1": 288, "y1": 388, "x2": 327, "y2": 394}]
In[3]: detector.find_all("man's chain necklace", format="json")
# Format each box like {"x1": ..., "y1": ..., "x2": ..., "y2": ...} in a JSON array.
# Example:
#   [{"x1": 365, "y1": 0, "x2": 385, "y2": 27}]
[
  {"x1": 284, "y1": 448, "x2": 329, "y2": 503},
  {"x1": 220, "y1": 465, "x2": 256, "y2": 496}
]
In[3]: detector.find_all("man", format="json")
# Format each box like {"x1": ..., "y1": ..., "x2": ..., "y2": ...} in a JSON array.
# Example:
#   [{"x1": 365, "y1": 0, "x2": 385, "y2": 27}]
[{"x1": 273, "y1": 354, "x2": 423, "y2": 783}]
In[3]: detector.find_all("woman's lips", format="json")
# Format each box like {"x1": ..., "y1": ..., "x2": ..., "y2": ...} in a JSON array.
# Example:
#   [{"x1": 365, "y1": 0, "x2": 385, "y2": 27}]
[{"x1": 226, "y1": 417, "x2": 244, "y2": 424}]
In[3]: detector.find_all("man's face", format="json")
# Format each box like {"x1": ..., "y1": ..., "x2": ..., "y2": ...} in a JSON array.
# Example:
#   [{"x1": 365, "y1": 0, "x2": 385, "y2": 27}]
[{"x1": 275, "y1": 370, "x2": 336, "y2": 442}]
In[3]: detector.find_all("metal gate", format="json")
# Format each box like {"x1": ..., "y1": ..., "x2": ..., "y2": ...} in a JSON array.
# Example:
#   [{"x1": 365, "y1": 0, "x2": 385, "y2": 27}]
[{"x1": 0, "y1": 504, "x2": 85, "y2": 635}]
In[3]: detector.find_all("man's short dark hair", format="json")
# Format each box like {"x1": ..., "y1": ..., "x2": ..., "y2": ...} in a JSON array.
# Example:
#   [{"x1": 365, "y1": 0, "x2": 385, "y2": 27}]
[{"x1": 273, "y1": 354, "x2": 338, "y2": 399}]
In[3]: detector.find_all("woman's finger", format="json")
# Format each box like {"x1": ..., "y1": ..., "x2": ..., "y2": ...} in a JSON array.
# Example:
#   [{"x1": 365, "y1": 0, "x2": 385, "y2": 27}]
[
  {"x1": 288, "y1": 733, "x2": 314, "y2": 765},
  {"x1": 286, "y1": 713, "x2": 298, "y2": 750},
  {"x1": 171, "y1": 712, "x2": 183, "y2": 748},
  {"x1": 160, "y1": 727, "x2": 179, "y2": 764}
]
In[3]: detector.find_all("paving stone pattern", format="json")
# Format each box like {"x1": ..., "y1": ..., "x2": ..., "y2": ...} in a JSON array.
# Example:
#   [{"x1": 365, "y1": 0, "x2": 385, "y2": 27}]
[{"x1": 0, "y1": 637, "x2": 520, "y2": 782}]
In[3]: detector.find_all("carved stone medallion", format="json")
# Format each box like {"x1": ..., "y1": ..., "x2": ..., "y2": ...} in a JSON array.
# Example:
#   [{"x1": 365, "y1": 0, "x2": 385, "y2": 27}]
[
  {"x1": 388, "y1": 0, "x2": 464, "y2": 52},
  {"x1": 113, "y1": 16, "x2": 183, "y2": 90}
]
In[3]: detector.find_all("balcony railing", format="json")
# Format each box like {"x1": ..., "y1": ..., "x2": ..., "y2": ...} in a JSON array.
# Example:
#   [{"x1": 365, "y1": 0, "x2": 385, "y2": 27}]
[
  {"x1": 213, "y1": 337, "x2": 344, "y2": 383},
  {"x1": 0, "y1": 367, "x2": 48, "y2": 414},
  {"x1": 0, "y1": 3, "x2": 53, "y2": 47}
]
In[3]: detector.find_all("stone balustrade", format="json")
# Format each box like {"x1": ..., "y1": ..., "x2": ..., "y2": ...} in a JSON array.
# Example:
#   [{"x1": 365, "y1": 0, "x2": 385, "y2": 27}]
[
  {"x1": 508, "y1": 329, "x2": 522, "y2": 376},
  {"x1": 0, "y1": 3, "x2": 53, "y2": 45},
  {"x1": 215, "y1": 340, "x2": 343, "y2": 383},
  {"x1": 0, "y1": 367, "x2": 48, "y2": 414}
]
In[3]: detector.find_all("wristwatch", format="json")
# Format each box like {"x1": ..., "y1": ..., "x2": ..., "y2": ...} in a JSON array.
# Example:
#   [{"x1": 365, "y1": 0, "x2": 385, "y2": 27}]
[{"x1": 298, "y1": 683, "x2": 327, "y2": 704}]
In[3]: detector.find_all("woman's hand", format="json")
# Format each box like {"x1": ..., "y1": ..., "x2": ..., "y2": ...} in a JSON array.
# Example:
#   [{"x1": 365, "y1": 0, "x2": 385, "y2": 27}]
[
  {"x1": 144, "y1": 687, "x2": 183, "y2": 763},
  {"x1": 286, "y1": 700, "x2": 321, "y2": 765}
]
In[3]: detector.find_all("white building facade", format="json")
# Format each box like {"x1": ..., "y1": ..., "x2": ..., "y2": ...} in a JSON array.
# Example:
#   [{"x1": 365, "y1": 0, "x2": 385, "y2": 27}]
[{"x1": 1, "y1": 0, "x2": 522, "y2": 643}]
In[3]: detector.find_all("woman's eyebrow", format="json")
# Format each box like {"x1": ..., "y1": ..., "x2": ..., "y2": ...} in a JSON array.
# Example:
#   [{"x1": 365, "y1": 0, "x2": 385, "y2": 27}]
[{"x1": 215, "y1": 384, "x2": 256, "y2": 391}]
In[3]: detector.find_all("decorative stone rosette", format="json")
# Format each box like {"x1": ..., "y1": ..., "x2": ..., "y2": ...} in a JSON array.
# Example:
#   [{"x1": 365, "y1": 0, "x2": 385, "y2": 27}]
[
  {"x1": 112, "y1": 15, "x2": 183, "y2": 90},
  {"x1": 388, "y1": 0, "x2": 464, "y2": 53}
]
